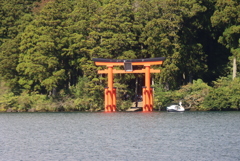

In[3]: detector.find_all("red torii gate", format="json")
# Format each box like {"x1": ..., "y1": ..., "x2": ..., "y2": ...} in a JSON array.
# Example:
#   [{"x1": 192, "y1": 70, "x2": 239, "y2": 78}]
[{"x1": 92, "y1": 57, "x2": 166, "y2": 112}]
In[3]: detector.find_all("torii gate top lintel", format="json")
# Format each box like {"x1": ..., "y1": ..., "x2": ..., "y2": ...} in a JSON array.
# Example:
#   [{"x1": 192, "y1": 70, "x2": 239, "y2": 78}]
[
  {"x1": 92, "y1": 57, "x2": 166, "y2": 66},
  {"x1": 92, "y1": 57, "x2": 166, "y2": 112}
]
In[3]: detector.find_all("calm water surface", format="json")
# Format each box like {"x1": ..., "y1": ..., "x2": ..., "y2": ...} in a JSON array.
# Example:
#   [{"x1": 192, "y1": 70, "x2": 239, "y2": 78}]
[{"x1": 0, "y1": 111, "x2": 240, "y2": 161}]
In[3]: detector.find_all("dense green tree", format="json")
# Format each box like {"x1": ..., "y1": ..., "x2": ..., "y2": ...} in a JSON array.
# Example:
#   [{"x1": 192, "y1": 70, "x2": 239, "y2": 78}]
[
  {"x1": 177, "y1": 79, "x2": 211, "y2": 110},
  {"x1": 0, "y1": 0, "x2": 35, "y2": 92},
  {"x1": 0, "y1": 0, "x2": 35, "y2": 45},
  {"x1": 17, "y1": 0, "x2": 73, "y2": 94},
  {"x1": 132, "y1": 0, "x2": 164, "y2": 57},
  {"x1": 89, "y1": 0, "x2": 137, "y2": 60},
  {"x1": 87, "y1": 0, "x2": 139, "y2": 94},
  {"x1": 66, "y1": 0, "x2": 101, "y2": 85},
  {"x1": 177, "y1": 0, "x2": 209, "y2": 84},
  {"x1": 0, "y1": 0, "x2": 239, "y2": 111},
  {"x1": 211, "y1": 0, "x2": 240, "y2": 79},
  {"x1": 203, "y1": 77, "x2": 240, "y2": 110},
  {"x1": 0, "y1": 38, "x2": 21, "y2": 92},
  {"x1": 144, "y1": 0, "x2": 182, "y2": 89},
  {"x1": 67, "y1": 0, "x2": 105, "y2": 106}
]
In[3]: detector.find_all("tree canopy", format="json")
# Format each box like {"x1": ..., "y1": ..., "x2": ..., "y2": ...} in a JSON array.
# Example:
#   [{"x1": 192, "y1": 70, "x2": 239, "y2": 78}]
[{"x1": 0, "y1": 0, "x2": 239, "y2": 111}]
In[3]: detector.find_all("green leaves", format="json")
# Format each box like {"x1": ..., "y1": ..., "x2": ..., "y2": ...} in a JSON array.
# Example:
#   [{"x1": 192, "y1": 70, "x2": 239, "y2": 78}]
[
  {"x1": 219, "y1": 25, "x2": 240, "y2": 52},
  {"x1": 211, "y1": 0, "x2": 240, "y2": 51},
  {"x1": 210, "y1": 0, "x2": 240, "y2": 80},
  {"x1": 0, "y1": 0, "x2": 239, "y2": 111},
  {"x1": 203, "y1": 77, "x2": 240, "y2": 110},
  {"x1": 16, "y1": 0, "x2": 74, "y2": 93},
  {"x1": 89, "y1": 0, "x2": 137, "y2": 59},
  {"x1": 211, "y1": 0, "x2": 239, "y2": 28}
]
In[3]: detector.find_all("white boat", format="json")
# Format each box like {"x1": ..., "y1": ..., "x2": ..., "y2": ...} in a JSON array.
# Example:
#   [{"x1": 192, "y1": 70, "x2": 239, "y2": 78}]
[{"x1": 166, "y1": 101, "x2": 185, "y2": 112}]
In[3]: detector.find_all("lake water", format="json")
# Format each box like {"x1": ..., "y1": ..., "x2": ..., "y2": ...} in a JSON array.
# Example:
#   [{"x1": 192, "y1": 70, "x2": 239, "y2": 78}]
[{"x1": 0, "y1": 111, "x2": 240, "y2": 161}]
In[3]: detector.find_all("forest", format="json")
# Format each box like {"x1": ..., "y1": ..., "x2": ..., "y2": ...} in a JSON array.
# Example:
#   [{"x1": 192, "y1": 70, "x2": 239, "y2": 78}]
[{"x1": 0, "y1": 0, "x2": 240, "y2": 112}]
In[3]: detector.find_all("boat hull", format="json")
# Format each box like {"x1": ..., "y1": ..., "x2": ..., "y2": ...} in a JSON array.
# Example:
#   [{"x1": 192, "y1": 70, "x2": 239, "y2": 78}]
[
  {"x1": 166, "y1": 104, "x2": 185, "y2": 112},
  {"x1": 167, "y1": 109, "x2": 185, "y2": 112}
]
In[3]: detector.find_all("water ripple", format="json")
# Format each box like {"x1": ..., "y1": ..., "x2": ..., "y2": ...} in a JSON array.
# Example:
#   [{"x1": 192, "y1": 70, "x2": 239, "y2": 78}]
[{"x1": 0, "y1": 112, "x2": 240, "y2": 161}]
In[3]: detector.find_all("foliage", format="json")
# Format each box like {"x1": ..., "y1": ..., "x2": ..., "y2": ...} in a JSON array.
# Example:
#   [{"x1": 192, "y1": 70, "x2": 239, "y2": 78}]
[
  {"x1": 69, "y1": 76, "x2": 103, "y2": 111},
  {"x1": 0, "y1": 0, "x2": 240, "y2": 111},
  {"x1": 0, "y1": 92, "x2": 18, "y2": 111},
  {"x1": 114, "y1": 81, "x2": 133, "y2": 111},
  {"x1": 17, "y1": 0, "x2": 73, "y2": 94},
  {"x1": 0, "y1": 79, "x2": 17, "y2": 111},
  {"x1": 203, "y1": 77, "x2": 240, "y2": 111},
  {"x1": 154, "y1": 84, "x2": 174, "y2": 111},
  {"x1": 154, "y1": 79, "x2": 211, "y2": 111},
  {"x1": 177, "y1": 79, "x2": 211, "y2": 110},
  {"x1": 211, "y1": 0, "x2": 240, "y2": 78}
]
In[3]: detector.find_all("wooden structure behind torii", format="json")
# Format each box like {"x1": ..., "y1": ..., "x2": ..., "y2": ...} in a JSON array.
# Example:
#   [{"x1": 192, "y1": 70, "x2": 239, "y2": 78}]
[{"x1": 92, "y1": 57, "x2": 166, "y2": 112}]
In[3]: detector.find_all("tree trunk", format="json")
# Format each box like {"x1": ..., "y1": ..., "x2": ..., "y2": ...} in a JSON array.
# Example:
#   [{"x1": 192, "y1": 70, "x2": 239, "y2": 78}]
[
  {"x1": 189, "y1": 73, "x2": 193, "y2": 84},
  {"x1": 233, "y1": 56, "x2": 237, "y2": 80},
  {"x1": 152, "y1": 76, "x2": 154, "y2": 86},
  {"x1": 135, "y1": 76, "x2": 138, "y2": 95}
]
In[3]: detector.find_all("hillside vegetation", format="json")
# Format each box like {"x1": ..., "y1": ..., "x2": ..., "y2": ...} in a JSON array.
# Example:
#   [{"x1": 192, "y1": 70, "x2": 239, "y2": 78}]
[{"x1": 0, "y1": 0, "x2": 239, "y2": 112}]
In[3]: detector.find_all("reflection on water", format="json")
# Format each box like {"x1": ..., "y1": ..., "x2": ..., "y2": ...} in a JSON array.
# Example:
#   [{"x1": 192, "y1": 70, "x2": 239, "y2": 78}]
[{"x1": 0, "y1": 112, "x2": 240, "y2": 161}]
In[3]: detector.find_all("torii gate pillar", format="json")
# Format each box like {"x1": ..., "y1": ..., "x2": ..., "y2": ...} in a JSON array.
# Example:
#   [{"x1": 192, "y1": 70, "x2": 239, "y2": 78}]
[
  {"x1": 92, "y1": 57, "x2": 165, "y2": 112},
  {"x1": 143, "y1": 65, "x2": 153, "y2": 111},
  {"x1": 104, "y1": 65, "x2": 116, "y2": 112}
]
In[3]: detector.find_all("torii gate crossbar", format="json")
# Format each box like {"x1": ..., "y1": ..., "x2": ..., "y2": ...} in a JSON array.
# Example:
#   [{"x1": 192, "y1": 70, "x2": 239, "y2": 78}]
[{"x1": 92, "y1": 57, "x2": 166, "y2": 112}]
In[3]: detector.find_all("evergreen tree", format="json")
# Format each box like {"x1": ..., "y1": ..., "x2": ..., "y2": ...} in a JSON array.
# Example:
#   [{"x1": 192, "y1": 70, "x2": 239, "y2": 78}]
[
  {"x1": 0, "y1": 0, "x2": 35, "y2": 45},
  {"x1": 0, "y1": 0, "x2": 35, "y2": 92},
  {"x1": 177, "y1": 0, "x2": 209, "y2": 85},
  {"x1": 211, "y1": 0, "x2": 240, "y2": 80},
  {"x1": 87, "y1": 0, "x2": 138, "y2": 91},
  {"x1": 17, "y1": 0, "x2": 73, "y2": 94}
]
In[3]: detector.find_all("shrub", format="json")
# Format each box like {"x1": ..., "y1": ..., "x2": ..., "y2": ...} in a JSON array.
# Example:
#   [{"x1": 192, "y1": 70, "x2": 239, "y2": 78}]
[
  {"x1": 177, "y1": 79, "x2": 211, "y2": 110},
  {"x1": 0, "y1": 92, "x2": 18, "y2": 111},
  {"x1": 154, "y1": 79, "x2": 211, "y2": 110},
  {"x1": 154, "y1": 84, "x2": 174, "y2": 110},
  {"x1": 203, "y1": 77, "x2": 240, "y2": 110}
]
